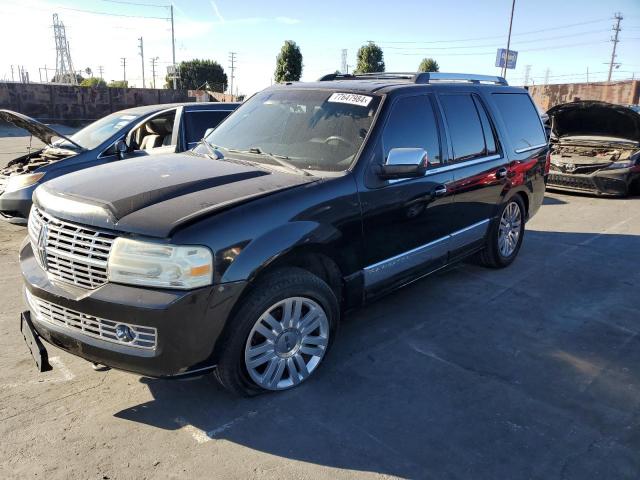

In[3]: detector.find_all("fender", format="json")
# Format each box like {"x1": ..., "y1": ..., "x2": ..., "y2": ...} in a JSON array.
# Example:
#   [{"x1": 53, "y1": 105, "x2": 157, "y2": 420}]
[{"x1": 219, "y1": 220, "x2": 349, "y2": 284}]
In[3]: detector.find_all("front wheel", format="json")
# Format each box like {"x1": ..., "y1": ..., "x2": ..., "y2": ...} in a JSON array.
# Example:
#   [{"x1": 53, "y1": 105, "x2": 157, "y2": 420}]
[
  {"x1": 478, "y1": 196, "x2": 526, "y2": 268},
  {"x1": 215, "y1": 267, "x2": 339, "y2": 396}
]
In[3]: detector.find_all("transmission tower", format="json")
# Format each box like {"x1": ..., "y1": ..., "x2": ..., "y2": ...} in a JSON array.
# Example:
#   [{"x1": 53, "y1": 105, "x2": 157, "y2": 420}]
[
  {"x1": 52, "y1": 14, "x2": 76, "y2": 85},
  {"x1": 523, "y1": 65, "x2": 532, "y2": 86},
  {"x1": 341, "y1": 49, "x2": 348, "y2": 74}
]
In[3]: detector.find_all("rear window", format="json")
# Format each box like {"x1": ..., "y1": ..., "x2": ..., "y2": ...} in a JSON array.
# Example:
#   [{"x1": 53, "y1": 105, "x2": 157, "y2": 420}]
[{"x1": 492, "y1": 93, "x2": 546, "y2": 152}]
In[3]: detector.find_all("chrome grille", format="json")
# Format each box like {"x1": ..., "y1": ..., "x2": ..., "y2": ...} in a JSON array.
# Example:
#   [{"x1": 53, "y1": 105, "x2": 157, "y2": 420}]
[
  {"x1": 28, "y1": 207, "x2": 116, "y2": 289},
  {"x1": 26, "y1": 289, "x2": 157, "y2": 350}
]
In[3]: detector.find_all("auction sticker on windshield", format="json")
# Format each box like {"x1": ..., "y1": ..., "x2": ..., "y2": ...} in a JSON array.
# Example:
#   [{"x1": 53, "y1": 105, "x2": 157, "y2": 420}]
[{"x1": 328, "y1": 93, "x2": 373, "y2": 107}]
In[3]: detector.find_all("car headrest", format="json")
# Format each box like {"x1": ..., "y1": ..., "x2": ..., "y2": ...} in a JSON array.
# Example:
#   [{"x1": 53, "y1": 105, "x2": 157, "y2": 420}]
[{"x1": 145, "y1": 117, "x2": 173, "y2": 135}]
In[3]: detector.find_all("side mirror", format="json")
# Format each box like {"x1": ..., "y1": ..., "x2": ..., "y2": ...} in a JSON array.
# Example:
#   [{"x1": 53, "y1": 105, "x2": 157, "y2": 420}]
[
  {"x1": 115, "y1": 139, "x2": 128, "y2": 159},
  {"x1": 203, "y1": 127, "x2": 215, "y2": 138},
  {"x1": 377, "y1": 148, "x2": 428, "y2": 180}
]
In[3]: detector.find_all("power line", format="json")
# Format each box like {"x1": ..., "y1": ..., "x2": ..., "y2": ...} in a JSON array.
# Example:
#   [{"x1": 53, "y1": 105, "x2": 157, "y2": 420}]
[
  {"x1": 394, "y1": 40, "x2": 609, "y2": 56},
  {"x1": 60, "y1": 5, "x2": 168, "y2": 20},
  {"x1": 376, "y1": 18, "x2": 610, "y2": 44},
  {"x1": 101, "y1": 0, "x2": 168, "y2": 8},
  {"x1": 382, "y1": 29, "x2": 611, "y2": 51}
]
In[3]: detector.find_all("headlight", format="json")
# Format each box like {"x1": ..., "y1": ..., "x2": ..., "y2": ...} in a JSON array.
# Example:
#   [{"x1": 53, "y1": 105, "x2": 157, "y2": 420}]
[
  {"x1": 605, "y1": 160, "x2": 634, "y2": 170},
  {"x1": 107, "y1": 238, "x2": 213, "y2": 289},
  {"x1": 4, "y1": 172, "x2": 45, "y2": 193}
]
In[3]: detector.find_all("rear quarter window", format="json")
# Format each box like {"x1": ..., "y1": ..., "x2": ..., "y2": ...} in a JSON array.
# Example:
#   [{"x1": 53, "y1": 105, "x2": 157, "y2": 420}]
[{"x1": 492, "y1": 93, "x2": 546, "y2": 152}]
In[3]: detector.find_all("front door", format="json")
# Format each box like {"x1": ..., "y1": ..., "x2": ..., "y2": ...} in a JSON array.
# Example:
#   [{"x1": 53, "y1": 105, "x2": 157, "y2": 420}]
[{"x1": 359, "y1": 94, "x2": 456, "y2": 298}]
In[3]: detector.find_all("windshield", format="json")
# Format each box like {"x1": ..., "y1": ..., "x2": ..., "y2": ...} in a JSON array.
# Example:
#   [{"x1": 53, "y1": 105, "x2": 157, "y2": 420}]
[
  {"x1": 60, "y1": 111, "x2": 141, "y2": 150},
  {"x1": 203, "y1": 89, "x2": 381, "y2": 172}
]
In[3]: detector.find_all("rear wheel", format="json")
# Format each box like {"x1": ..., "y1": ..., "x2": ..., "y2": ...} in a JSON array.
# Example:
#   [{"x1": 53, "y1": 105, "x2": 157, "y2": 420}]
[
  {"x1": 478, "y1": 196, "x2": 525, "y2": 268},
  {"x1": 215, "y1": 267, "x2": 339, "y2": 396}
]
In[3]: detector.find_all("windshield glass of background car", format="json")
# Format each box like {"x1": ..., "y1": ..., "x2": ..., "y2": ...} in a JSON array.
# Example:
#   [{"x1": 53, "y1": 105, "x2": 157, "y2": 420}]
[
  {"x1": 64, "y1": 112, "x2": 141, "y2": 150},
  {"x1": 205, "y1": 90, "x2": 381, "y2": 172}
]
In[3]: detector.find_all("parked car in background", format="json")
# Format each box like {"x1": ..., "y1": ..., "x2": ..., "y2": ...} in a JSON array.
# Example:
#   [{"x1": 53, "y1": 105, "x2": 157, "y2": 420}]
[
  {"x1": 546, "y1": 101, "x2": 640, "y2": 196},
  {"x1": 20, "y1": 72, "x2": 549, "y2": 395},
  {"x1": 0, "y1": 102, "x2": 239, "y2": 224}
]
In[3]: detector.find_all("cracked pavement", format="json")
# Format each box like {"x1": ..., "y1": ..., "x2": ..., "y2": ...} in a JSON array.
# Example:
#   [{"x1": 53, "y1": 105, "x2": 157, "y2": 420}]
[{"x1": 1, "y1": 134, "x2": 639, "y2": 479}]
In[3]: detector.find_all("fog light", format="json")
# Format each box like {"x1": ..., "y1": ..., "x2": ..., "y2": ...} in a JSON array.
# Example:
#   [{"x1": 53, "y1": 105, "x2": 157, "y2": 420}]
[{"x1": 115, "y1": 324, "x2": 135, "y2": 343}]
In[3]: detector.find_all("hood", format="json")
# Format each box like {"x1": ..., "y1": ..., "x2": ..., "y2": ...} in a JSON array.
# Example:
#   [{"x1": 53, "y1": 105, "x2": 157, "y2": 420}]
[
  {"x1": 35, "y1": 153, "x2": 317, "y2": 237},
  {"x1": 0, "y1": 109, "x2": 85, "y2": 150},
  {"x1": 546, "y1": 101, "x2": 640, "y2": 142}
]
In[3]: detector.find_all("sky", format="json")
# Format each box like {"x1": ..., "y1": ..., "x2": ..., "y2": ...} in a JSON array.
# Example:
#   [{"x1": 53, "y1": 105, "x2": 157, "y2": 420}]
[{"x1": 1, "y1": 0, "x2": 639, "y2": 96}]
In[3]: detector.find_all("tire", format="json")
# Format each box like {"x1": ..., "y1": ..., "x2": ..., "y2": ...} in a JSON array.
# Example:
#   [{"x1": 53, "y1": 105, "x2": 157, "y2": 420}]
[
  {"x1": 214, "y1": 267, "x2": 339, "y2": 396},
  {"x1": 478, "y1": 196, "x2": 526, "y2": 268}
]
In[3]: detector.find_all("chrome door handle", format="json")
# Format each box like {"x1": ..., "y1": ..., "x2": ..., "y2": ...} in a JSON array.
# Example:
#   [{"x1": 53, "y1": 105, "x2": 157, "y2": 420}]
[
  {"x1": 496, "y1": 167, "x2": 508, "y2": 179},
  {"x1": 433, "y1": 185, "x2": 447, "y2": 197}
]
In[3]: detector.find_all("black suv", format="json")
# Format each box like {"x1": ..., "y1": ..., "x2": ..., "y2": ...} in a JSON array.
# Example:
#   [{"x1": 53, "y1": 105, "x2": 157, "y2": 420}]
[{"x1": 20, "y1": 73, "x2": 549, "y2": 395}]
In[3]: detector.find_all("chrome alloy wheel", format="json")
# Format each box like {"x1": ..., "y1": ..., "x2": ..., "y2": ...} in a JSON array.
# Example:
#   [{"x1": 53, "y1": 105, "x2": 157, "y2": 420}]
[
  {"x1": 498, "y1": 201, "x2": 522, "y2": 257},
  {"x1": 244, "y1": 297, "x2": 329, "y2": 390}
]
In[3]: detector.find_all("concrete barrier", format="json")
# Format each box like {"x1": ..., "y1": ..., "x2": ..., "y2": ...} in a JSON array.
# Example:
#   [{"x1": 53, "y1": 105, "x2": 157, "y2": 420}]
[
  {"x1": 0, "y1": 82, "x2": 193, "y2": 124},
  {"x1": 528, "y1": 80, "x2": 640, "y2": 111}
]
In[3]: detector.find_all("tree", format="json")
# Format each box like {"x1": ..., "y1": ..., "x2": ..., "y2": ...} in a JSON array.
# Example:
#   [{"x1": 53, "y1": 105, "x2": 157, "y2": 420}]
[
  {"x1": 108, "y1": 80, "x2": 128, "y2": 88},
  {"x1": 80, "y1": 77, "x2": 107, "y2": 88},
  {"x1": 51, "y1": 73, "x2": 84, "y2": 84},
  {"x1": 355, "y1": 42, "x2": 385, "y2": 74},
  {"x1": 274, "y1": 40, "x2": 303, "y2": 82},
  {"x1": 418, "y1": 58, "x2": 439, "y2": 73},
  {"x1": 85, "y1": 67, "x2": 93, "y2": 77},
  {"x1": 164, "y1": 59, "x2": 227, "y2": 91}
]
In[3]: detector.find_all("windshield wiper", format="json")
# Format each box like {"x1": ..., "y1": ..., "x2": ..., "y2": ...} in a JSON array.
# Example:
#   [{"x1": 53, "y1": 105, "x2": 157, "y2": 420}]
[{"x1": 246, "y1": 147, "x2": 312, "y2": 176}]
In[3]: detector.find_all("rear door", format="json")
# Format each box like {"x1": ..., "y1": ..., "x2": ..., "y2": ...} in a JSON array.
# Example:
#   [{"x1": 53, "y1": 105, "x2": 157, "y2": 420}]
[
  {"x1": 360, "y1": 93, "x2": 456, "y2": 297},
  {"x1": 436, "y1": 92, "x2": 508, "y2": 254}
]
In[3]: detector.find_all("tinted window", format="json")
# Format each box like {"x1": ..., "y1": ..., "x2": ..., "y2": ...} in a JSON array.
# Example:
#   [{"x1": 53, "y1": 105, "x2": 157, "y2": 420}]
[
  {"x1": 382, "y1": 95, "x2": 441, "y2": 165},
  {"x1": 440, "y1": 94, "x2": 486, "y2": 161},
  {"x1": 492, "y1": 93, "x2": 546, "y2": 151},
  {"x1": 184, "y1": 110, "x2": 232, "y2": 144},
  {"x1": 473, "y1": 96, "x2": 498, "y2": 155}
]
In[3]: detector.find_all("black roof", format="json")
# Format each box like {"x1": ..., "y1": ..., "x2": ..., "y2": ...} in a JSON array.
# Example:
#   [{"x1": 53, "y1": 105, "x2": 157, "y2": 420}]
[{"x1": 269, "y1": 72, "x2": 521, "y2": 95}]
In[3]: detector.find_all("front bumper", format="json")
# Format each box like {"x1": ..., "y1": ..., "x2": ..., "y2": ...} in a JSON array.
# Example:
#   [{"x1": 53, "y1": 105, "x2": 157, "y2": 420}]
[
  {"x1": 0, "y1": 184, "x2": 36, "y2": 224},
  {"x1": 546, "y1": 167, "x2": 636, "y2": 196},
  {"x1": 20, "y1": 239, "x2": 247, "y2": 377}
]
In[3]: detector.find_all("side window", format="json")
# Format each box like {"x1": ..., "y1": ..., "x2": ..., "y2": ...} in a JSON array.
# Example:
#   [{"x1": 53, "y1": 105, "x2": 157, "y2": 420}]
[
  {"x1": 492, "y1": 93, "x2": 546, "y2": 152},
  {"x1": 382, "y1": 95, "x2": 441, "y2": 165},
  {"x1": 473, "y1": 96, "x2": 498, "y2": 155},
  {"x1": 439, "y1": 94, "x2": 486, "y2": 162},
  {"x1": 184, "y1": 110, "x2": 232, "y2": 145},
  {"x1": 132, "y1": 110, "x2": 176, "y2": 151}
]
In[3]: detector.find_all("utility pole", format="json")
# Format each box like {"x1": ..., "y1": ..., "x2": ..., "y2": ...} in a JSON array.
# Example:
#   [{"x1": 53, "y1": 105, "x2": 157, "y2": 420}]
[
  {"x1": 544, "y1": 68, "x2": 550, "y2": 85},
  {"x1": 150, "y1": 57, "x2": 159, "y2": 89},
  {"x1": 120, "y1": 57, "x2": 127, "y2": 84},
  {"x1": 10, "y1": 65, "x2": 15, "y2": 82},
  {"x1": 502, "y1": 0, "x2": 516, "y2": 79},
  {"x1": 607, "y1": 12, "x2": 623, "y2": 82},
  {"x1": 523, "y1": 64, "x2": 531, "y2": 86},
  {"x1": 138, "y1": 37, "x2": 145, "y2": 88},
  {"x1": 228, "y1": 52, "x2": 237, "y2": 99},
  {"x1": 170, "y1": 4, "x2": 176, "y2": 89},
  {"x1": 98, "y1": 65, "x2": 104, "y2": 79},
  {"x1": 586, "y1": 67, "x2": 589, "y2": 83},
  {"x1": 341, "y1": 49, "x2": 348, "y2": 74}
]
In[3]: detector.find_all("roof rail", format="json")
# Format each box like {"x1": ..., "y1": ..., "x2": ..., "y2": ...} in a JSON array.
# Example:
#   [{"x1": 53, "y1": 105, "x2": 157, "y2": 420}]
[{"x1": 317, "y1": 72, "x2": 508, "y2": 86}]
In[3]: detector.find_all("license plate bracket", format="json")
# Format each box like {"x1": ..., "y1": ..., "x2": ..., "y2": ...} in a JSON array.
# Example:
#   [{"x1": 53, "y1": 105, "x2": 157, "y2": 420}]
[{"x1": 20, "y1": 311, "x2": 52, "y2": 372}]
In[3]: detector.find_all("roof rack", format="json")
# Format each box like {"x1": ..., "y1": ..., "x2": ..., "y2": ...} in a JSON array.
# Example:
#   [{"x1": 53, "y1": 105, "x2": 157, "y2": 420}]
[{"x1": 318, "y1": 72, "x2": 508, "y2": 86}]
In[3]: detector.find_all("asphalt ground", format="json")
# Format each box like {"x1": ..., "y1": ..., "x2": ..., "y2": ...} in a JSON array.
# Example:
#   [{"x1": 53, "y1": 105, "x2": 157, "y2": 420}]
[{"x1": 1, "y1": 134, "x2": 639, "y2": 479}]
